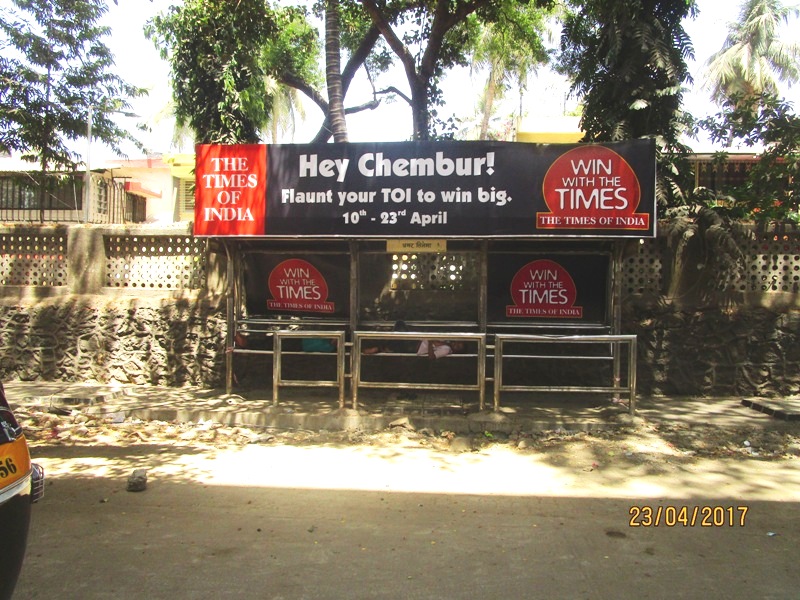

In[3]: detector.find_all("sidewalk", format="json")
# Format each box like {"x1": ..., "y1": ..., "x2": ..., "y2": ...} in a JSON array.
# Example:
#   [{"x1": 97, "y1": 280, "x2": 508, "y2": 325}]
[{"x1": 4, "y1": 380, "x2": 799, "y2": 433}]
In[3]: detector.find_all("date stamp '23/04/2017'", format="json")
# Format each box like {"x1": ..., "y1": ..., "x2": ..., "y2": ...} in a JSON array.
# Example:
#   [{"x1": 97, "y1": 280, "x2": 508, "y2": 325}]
[{"x1": 629, "y1": 505, "x2": 749, "y2": 528}]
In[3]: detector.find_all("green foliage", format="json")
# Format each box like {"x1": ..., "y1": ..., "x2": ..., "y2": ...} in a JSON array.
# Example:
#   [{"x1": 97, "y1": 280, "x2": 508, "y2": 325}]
[
  {"x1": 265, "y1": 5, "x2": 322, "y2": 88},
  {"x1": 146, "y1": 0, "x2": 556, "y2": 142},
  {"x1": 464, "y1": 1, "x2": 555, "y2": 140},
  {"x1": 358, "y1": 0, "x2": 554, "y2": 140},
  {"x1": 661, "y1": 204, "x2": 754, "y2": 305},
  {"x1": 704, "y1": 0, "x2": 800, "y2": 104},
  {"x1": 472, "y1": 1, "x2": 551, "y2": 73},
  {"x1": 146, "y1": 0, "x2": 276, "y2": 144},
  {"x1": 336, "y1": 0, "x2": 392, "y2": 74},
  {"x1": 557, "y1": 0, "x2": 697, "y2": 207},
  {"x1": 698, "y1": 93, "x2": 800, "y2": 224},
  {"x1": 0, "y1": 0, "x2": 144, "y2": 170}
]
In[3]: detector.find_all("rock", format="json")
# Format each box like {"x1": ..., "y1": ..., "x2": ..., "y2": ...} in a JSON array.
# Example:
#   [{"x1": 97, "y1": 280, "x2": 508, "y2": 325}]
[
  {"x1": 126, "y1": 469, "x2": 148, "y2": 492},
  {"x1": 449, "y1": 436, "x2": 473, "y2": 453},
  {"x1": 179, "y1": 429, "x2": 198, "y2": 441},
  {"x1": 389, "y1": 417, "x2": 415, "y2": 431}
]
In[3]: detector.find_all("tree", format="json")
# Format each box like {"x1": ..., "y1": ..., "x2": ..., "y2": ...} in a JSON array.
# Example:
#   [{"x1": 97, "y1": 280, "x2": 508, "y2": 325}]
[
  {"x1": 146, "y1": 0, "x2": 275, "y2": 144},
  {"x1": 148, "y1": 0, "x2": 557, "y2": 143},
  {"x1": 360, "y1": 0, "x2": 555, "y2": 140},
  {"x1": 557, "y1": 0, "x2": 697, "y2": 206},
  {"x1": 704, "y1": 0, "x2": 800, "y2": 106},
  {"x1": 148, "y1": 1, "x2": 385, "y2": 144},
  {"x1": 0, "y1": 0, "x2": 144, "y2": 172},
  {"x1": 467, "y1": 3, "x2": 553, "y2": 140},
  {"x1": 325, "y1": 0, "x2": 348, "y2": 141},
  {"x1": 700, "y1": 93, "x2": 799, "y2": 225},
  {"x1": 263, "y1": 77, "x2": 307, "y2": 142},
  {"x1": 307, "y1": 0, "x2": 398, "y2": 142}
]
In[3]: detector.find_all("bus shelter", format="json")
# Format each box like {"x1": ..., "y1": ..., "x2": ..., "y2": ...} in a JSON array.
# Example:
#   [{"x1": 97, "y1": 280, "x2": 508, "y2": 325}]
[{"x1": 194, "y1": 140, "x2": 656, "y2": 414}]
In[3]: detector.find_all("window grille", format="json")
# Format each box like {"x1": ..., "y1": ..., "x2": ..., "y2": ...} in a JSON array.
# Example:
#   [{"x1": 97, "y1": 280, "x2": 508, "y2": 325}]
[{"x1": 390, "y1": 252, "x2": 480, "y2": 291}]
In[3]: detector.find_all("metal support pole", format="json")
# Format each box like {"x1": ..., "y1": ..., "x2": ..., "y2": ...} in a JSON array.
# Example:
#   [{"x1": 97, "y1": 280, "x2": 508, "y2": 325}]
[
  {"x1": 492, "y1": 336, "x2": 502, "y2": 412},
  {"x1": 83, "y1": 105, "x2": 93, "y2": 223},
  {"x1": 628, "y1": 336, "x2": 638, "y2": 415},
  {"x1": 349, "y1": 241, "x2": 359, "y2": 406},
  {"x1": 612, "y1": 241, "x2": 624, "y2": 402},
  {"x1": 224, "y1": 241, "x2": 235, "y2": 395},
  {"x1": 272, "y1": 334, "x2": 282, "y2": 406},
  {"x1": 351, "y1": 334, "x2": 361, "y2": 410},
  {"x1": 336, "y1": 332, "x2": 346, "y2": 409}
]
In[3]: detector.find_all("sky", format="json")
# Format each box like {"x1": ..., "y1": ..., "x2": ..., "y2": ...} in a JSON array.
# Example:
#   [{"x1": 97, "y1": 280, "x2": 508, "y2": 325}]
[{"x1": 94, "y1": 0, "x2": 800, "y2": 162}]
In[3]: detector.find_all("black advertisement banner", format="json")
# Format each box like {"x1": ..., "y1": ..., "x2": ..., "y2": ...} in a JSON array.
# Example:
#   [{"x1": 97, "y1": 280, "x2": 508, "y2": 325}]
[
  {"x1": 195, "y1": 140, "x2": 656, "y2": 238},
  {"x1": 487, "y1": 253, "x2": 610, "y2": 324},
  {"x1": 243, "y1": 253, "x2": 350, "y2": 318}
]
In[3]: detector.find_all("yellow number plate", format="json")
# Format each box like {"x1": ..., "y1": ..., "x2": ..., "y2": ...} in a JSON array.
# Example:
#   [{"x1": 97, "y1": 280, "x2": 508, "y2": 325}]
[{"x1": 0, "y1": 437, "x2": 31, "y2": 489}]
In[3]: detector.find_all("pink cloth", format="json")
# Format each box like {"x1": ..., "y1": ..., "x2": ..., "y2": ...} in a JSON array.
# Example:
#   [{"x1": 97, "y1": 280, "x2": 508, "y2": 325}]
[{"x1": 417, "y1": 340, "x2": 452, "y2": 358}]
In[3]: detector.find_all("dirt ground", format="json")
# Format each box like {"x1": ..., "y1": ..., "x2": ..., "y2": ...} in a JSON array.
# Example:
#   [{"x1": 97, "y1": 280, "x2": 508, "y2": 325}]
[
  {"x1": 14, "y1": 403, "x2": 800, "y2": 504},
  {"x1": 17, "y1": 403, "x2": 800, "y2": 462},
  {"x1": 12, "y1": 405, "x2": 800, "y2": 599}
]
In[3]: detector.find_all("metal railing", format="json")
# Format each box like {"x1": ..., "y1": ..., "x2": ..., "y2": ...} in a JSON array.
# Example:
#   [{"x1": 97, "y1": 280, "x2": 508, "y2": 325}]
[
  {"x1": 351, "y1": 331, "x2": 487, "y2": 410},
  {"x1": 230, "y1": 327, "x2": 637, "y2": 414},
  {"x1": 272, "y1": 330, "x2": 347, "y2": 408},
  {"x1": 492, "y1": 334, "x2": 637, "y2": 414},
  {"x1": 0, "y1": 174, "x2": 144, "y2": 224}
]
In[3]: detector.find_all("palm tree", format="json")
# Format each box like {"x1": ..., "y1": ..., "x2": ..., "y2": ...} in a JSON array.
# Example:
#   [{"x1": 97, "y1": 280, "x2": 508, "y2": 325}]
[
  {"x1": 263, "y1": 77, "x2": 307, "y2": 143},
  {"x1": 325, "y1": 0, "x2": 348, "y2": 142},
  {"x1": 468, "y1": 6, "x2": 553, "y2": 140},
  {"x1": 704, "y1": 0, "x2": 800, "y2": 105},
  {"x1": 558, "y1": 0, "x2": 696, "y2": 206}
]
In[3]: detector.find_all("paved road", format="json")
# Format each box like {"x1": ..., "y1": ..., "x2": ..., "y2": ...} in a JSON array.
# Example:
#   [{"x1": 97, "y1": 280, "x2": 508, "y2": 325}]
[{"x1": 13, "y1": 441, "x2": 800, "y2": 600}]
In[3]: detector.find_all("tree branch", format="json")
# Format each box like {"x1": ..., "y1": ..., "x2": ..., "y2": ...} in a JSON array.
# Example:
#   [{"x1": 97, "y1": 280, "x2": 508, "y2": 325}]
[
  {"x1": 360, "y1": 0, "x2": 421, "y2": 88},
  {"x1": 345, "y1": 99, "x2": 381, "y2": 114},
  {"x1": 341, "y1": 25, "x2": 381, "y2": 94},
  {"x1": 279, "y1": 71, "x2": 328, "y2": 113},
  {"x1": 376, "y1": 86, "x2": 412, "y2": 105},
  {"x1": 420, "y1": 0, "x2": 489, "y2": 79}
]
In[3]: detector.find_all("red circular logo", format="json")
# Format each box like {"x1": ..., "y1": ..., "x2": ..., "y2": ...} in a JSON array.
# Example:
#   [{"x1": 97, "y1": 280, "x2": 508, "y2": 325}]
[
  {"x1": 509, "y1": 259, "x2": 577, "y2": 309},
  {"x1": 542, "y1": 145, "x2": 641, "y2": 221},
  {"x1": 268, "y1": 259, "x2": 329, "y2": 303}
]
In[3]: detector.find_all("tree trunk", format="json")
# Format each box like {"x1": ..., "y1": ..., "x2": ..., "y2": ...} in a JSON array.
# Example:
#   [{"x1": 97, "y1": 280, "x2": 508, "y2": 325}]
[
  {"x1": 39, "y1": 64, "x2": 54, "y2": 223},
  {"x1": 325, "y1": 0, "x2": 348, "y2": 142},
  {"x1": 410, "y1": 78, "x2": 429, "y2": 141},
  {"x1": 480, "y1": 67, "x2": 499, "y2": 140}
]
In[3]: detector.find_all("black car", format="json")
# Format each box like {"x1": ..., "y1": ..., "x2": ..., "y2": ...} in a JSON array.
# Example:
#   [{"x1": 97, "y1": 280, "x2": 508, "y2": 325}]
[{"x1": 0, "y1": 382, "x2": 44, "y2": 600}]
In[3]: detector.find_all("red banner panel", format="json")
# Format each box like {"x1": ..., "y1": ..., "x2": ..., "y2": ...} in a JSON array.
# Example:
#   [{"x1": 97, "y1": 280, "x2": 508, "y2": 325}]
[
  {"x1": 194, "y1": 144, "x2": 266, "y2": 236},
  {"x1": 266, "y1": 258, "x2": 335, "y2": 313},
  {"x1": 242, "y1": 253, "x2": 350, "y2": 319},
  {"x1": 539, "y1": 145, "x2": 649, "y2": 231}
]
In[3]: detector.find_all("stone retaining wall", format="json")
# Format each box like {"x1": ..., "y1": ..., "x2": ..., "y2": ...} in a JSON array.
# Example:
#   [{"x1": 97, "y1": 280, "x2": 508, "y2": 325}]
[
  {"x1": 626, "y1": 305, "x2": 800, "y2": 397},
  {"x1": 3, "y1": 297, "x2": 796, "y2": 398},
  {"x1": 0, "y1": 296, "x2": 227, "y2": 387}
]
